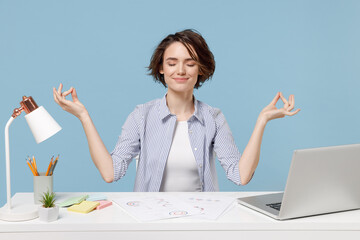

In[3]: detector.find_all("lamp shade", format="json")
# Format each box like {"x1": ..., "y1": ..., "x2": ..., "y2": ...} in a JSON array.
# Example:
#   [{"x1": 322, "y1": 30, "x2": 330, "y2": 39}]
[{"x1": 24, "y1": 106, "x2": 62, "y2": 143}]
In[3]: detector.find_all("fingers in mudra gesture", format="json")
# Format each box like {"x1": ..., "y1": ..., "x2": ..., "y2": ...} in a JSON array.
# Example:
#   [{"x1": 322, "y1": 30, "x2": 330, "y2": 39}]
[
  {"x1": 261, "y1": 92, "x2": 300, "y2": 122},
  {"x1": 53, "y1": 83, "x2": 87, "y2": 119}
]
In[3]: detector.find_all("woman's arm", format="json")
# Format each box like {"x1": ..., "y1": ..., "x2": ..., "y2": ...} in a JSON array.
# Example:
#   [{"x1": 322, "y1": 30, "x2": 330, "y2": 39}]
[
  {"x1": 53, "y1": 84, "x2": 114, "y2": 182},
  {"x1": 239, "y1": 92, "x2": 300, "y2": 185}
]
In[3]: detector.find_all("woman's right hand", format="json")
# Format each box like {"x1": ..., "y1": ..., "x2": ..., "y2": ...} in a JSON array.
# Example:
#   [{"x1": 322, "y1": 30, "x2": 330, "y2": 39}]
[
  {"x1": 54, "y1": 83, "x2": 114, "y2": 182},
  {"x1": 53, "y1": 83, "x2": 88, "y2": 120}
]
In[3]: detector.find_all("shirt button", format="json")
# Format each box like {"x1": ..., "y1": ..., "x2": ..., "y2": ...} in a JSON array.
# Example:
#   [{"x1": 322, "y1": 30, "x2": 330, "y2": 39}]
[
  {"x1": 189, "y1": 130, "x2": 193, "y2": 133},
  {"x1": 199, "y1": 164, "x2": 202, "y2": 168},
  {"x1": 194, "y1": 148, "x2": 197, "y2": 151}
]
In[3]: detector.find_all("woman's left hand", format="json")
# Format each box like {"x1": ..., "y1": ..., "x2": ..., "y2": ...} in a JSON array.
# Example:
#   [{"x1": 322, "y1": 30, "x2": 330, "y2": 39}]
[{"x1": 260, "y1": 92, "x2": 300, "y2": 122}]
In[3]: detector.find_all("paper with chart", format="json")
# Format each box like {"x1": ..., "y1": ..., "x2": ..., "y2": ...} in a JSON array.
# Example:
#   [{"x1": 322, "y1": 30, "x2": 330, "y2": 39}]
[
  {"x1": 112, "y1": 196, "x2": 200, "y2": 221},
  {"x1": 112, "y1": 194, "x2": 235, "y2": 221},
  {"x1": 181, "y1": 195, "x2": 235, "y2": 220}
]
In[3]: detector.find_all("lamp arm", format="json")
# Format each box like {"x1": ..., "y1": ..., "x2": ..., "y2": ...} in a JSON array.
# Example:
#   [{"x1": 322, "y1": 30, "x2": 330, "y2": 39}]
[{"x1": 5, "y1": 117, "x2": 15, "y2": 210}]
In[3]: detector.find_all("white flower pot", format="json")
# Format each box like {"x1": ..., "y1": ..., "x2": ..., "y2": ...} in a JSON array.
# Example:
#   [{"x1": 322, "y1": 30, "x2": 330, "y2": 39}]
[{"x1": 38, "y1": 205, "x2": 59, "y2": 222}]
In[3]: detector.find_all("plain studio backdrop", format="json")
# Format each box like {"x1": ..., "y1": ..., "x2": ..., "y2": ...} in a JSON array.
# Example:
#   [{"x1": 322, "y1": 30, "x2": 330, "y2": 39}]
[{"x1": 0, "y1": 0, "x2": 359, "y2": 206}]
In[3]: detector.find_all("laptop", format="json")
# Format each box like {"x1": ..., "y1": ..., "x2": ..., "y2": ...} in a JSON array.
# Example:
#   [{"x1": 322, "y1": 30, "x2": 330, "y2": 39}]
[{"x1": 237, "y1": 144, "x2": 360, "y2": 220}]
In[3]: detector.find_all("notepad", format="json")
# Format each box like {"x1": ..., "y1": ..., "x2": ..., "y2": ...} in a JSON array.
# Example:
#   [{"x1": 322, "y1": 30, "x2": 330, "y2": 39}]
[
  {"x1": 68, "y1": 201, "x2": 100, "y2": 213},
  {"x1": 58, "y1": 195, "x2": 88, "y2": 207},
  {"x1": 87, "y1": 194, "x2": 107, "y2": 201},
  {"x1": 95, "y1": 200, "x2": 112, "y2": 210}
]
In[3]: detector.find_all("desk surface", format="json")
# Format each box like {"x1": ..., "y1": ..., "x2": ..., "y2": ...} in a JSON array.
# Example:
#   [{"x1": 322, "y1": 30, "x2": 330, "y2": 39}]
[{"x1": 1, "y1": 192, "x2": 360, "y2": 239}]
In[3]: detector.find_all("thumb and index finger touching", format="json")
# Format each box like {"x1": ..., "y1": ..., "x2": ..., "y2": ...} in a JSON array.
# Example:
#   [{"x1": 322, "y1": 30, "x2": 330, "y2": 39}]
[
  {"x1": 270, "y1": 92, "x2": 289, "y2": 106},
  {"x1": 270, "y1": 92, "x2": 301, "y2": 116},
  {"x1": 53, "y1": 83, "x2": 78, "y2": 102}
]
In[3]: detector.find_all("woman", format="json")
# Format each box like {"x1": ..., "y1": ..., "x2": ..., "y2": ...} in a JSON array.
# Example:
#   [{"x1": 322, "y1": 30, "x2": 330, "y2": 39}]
[{"x1": 53, "y1": 29, "x2": 300, "y2": 192}]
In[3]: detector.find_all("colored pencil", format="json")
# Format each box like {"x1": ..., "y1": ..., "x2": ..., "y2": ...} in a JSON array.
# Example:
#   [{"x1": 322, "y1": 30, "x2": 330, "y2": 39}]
[
  {"x1": 46, "y1": 156, "x2": 54, "y2": 176},
  {"x1": 32, "y1": 156, "x2": 39, "y2": 176},
  {"x1": 26, "y1": 160, "x2": 37, "y2": 176}
]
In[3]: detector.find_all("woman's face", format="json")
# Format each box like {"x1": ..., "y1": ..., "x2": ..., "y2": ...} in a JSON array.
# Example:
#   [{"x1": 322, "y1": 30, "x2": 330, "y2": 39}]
[{"x1": 160, "y1": 42, "x2": 200, "y2": 94}]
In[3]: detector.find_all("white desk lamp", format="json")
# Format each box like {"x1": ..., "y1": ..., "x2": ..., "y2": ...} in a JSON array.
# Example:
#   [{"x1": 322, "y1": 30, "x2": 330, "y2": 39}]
[{"x1": 0, "y1": 96, "x2": 62, "y2": 221}]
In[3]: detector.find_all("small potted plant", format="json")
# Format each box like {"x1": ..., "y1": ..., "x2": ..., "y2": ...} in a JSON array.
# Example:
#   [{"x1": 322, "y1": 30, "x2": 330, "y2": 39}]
[{"x1": 38, "y1": 190, "x2": 59, "y2": 222}]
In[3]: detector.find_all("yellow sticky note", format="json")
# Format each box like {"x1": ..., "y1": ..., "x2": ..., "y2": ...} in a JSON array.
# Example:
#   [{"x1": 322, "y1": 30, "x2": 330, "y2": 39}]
[{"x1": 67, "y1": 201, "x2": 100, "y2": 214}]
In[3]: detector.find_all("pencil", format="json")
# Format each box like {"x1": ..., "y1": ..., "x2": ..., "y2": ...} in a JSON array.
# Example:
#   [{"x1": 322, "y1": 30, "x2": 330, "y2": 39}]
[
  {"x1": 30, "y1": 160, "x2": 38, "y2": 176},
  {"x1": 28, "y1": 156, "x2": 37, "y2": 176},
  {"x1": 45, "y1": 156, "x2": 54, "y2": 176},
  {"x1": 32, "y1": 156, "x2": 37, "y2": 170},
  {"x1": 30, "y1": 158, "x2": 39, "y2": 176},
  {"x1": 50, "y1": 160, "x2": 58, "y2": 176},
  {"x1": 32, "y1": 156, "x2": 39, "y2": 176},
  {"x1": 26, "y1": 160, "x2": 37, "y2": 176},
  {"x1": 50, "y1": 155, "x2": 59, "y2": 176}
]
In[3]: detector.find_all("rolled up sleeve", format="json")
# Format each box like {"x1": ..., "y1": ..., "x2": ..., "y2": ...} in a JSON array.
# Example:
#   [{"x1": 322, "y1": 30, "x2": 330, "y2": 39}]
[
  {"x1": 110, "y1": 106, "x2": 141, "y2": 181},
  {"x1": 213, "y1": 109, "x2": 242, "y2": 185}
]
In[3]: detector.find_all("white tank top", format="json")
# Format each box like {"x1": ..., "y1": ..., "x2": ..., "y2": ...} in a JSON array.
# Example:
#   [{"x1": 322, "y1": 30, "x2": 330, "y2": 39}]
[{"x1": 160, "y1": 121, "x2": 201, "y2": 192}]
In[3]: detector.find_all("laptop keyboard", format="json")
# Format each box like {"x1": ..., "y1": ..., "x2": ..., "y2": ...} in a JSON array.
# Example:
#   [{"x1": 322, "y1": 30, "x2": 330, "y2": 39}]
[{"x1": 266, "y1": 202, "x2": 282, "y2": 211}]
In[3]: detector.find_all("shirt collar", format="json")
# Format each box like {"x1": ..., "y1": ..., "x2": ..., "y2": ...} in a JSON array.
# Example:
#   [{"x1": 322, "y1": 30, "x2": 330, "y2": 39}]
[
  {"x1": 159, "y1": 94, "x2": 172, "y2": 120},
  {"x1": 192, "y1": 97, "x2": 204, "y2": 124},
  {"x1": 158, "y1": 94, "x2": 204, "y2": 124}
]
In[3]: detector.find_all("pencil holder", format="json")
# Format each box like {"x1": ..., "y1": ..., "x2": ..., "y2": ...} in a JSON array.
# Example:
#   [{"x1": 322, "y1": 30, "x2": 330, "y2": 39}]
[{"x1": 33, "y1": 172, "x2": 53, "y2": 204}]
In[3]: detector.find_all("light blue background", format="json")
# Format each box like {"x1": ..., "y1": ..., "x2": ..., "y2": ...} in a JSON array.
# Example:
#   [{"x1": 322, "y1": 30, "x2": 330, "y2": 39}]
[{"x1": 1, "y1": 0, "x2": 359, "y2": 206}]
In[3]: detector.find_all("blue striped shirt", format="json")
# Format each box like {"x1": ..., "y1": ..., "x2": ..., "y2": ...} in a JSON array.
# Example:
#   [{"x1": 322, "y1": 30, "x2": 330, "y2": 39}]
[{"x1": 111, "y1": 95, "x2": 242, "y2": 191}]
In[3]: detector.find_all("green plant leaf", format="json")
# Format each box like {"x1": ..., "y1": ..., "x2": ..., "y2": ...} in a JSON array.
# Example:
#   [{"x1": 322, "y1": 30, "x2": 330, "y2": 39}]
[{"x1": 40, "y1": 190, "x2": 56, "y2": 208}]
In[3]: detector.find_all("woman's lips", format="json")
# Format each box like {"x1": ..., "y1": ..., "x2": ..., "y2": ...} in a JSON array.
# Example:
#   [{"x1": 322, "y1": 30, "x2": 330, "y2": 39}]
[{"x1": 173, "y1": 78, "x2": 189, "y2": 82}]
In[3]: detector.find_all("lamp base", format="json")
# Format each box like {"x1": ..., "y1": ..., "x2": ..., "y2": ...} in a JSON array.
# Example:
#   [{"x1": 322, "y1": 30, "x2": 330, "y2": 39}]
[{"x1": 0, "y1": 203, "x2": 38, "y2": 221}]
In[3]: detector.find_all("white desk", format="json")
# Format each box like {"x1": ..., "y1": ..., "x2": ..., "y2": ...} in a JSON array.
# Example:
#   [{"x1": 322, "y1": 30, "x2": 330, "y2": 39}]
[{"x1": 1, "y1": 192, "x2": 360, "y2": 240}]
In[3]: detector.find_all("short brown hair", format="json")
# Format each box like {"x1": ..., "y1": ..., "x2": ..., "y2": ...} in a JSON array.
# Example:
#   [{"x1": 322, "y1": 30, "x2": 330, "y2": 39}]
[{"x1": 148, "y1": 29, "x2": 215, "y2": 89}]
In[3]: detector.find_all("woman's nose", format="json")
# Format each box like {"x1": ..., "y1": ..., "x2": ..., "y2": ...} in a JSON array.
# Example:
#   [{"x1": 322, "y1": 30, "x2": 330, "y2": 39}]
[{"x1": 177, "y1": 63, "x2": 185, "y2": 75}]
